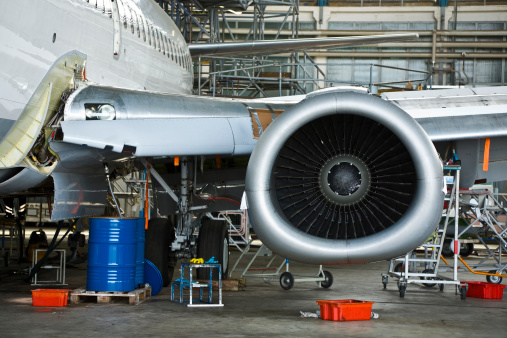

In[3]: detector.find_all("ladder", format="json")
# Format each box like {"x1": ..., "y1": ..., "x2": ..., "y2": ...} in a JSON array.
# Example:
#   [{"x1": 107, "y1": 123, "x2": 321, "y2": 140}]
[{"x1": 382, "y1": 165, "x2": 466, "y2": 298}]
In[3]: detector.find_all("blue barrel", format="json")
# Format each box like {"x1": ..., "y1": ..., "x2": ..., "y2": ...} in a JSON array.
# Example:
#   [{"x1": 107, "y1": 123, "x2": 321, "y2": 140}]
[
  {"x1": 87, "y1": 218, "x2": 137, "y2": 292},
  {"x1": 135, "y1": 218, "x2": 145, "y2": 288}
]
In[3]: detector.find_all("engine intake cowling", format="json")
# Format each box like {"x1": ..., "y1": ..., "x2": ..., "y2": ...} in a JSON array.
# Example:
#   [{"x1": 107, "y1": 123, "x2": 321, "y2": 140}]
[{"x1": 245, "y1": 91, "x2": 443, "y2": 264}]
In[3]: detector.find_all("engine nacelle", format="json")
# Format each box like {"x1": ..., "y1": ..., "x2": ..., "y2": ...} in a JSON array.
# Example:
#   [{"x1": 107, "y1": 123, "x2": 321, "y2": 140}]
[{"x1": 245, "y1": 91, "x2": 443, "y2": 264}]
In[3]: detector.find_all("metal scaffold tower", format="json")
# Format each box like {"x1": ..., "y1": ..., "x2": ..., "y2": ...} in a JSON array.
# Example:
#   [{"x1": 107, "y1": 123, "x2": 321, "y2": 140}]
[{"x1": 157, "y1": 0, "x2": 326, "y2": 97}]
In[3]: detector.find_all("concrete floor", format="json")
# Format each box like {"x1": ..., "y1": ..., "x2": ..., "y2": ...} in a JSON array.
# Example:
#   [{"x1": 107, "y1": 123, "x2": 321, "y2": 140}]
[{"x1": 0, "y1": 249, "x2": 505, "y2": 337}]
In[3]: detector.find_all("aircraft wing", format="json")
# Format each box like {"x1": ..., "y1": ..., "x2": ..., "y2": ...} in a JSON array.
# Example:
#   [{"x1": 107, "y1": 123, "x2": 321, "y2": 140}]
[
  {"x1": 188, "y1": 33, "x2": 419, "y2": 57},
  {"x1": 383, "y1": 86, "x2": 507, "y2": 142}
]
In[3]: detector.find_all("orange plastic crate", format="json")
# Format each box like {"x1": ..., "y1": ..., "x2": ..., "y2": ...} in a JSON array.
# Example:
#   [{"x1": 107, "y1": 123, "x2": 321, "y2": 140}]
[
  {"x1": 31, "y1": 289, "x2": 70, "y2": 307},
  {"x1": 316, "y1": 299, "x2": 373, "y2": 321},
  {"x1": 463, "y1": 282, "x2": 506, "y2": 299}
]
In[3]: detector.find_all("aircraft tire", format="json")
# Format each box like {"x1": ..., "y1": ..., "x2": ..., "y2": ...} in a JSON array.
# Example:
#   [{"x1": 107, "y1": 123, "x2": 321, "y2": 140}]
[
  {"x1": 460, "y1": 243, "x2": 474, "y2": 257},
  {"x1": 197, "y1": 219, "x2": 229, "y2": 280},
  {"x1": 441, "y1": 239, "x2": 453, "y2": 257},
  {"x1": 145, "y1": 218, "x2": 175, "y2": 287}
]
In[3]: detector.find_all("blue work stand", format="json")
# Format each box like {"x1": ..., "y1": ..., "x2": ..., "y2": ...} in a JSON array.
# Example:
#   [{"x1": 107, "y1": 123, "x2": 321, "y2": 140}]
[{"x1": 171, "y1": 263, "x2": 223, "y2": 307}]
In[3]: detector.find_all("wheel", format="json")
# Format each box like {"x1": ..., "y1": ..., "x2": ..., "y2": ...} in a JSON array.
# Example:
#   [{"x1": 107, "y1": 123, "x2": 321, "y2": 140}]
[
  {"x1": 486, "y1": 270, "x2": 503, "y2": 284},
  {"x1": 197, "y1": 219, "x2": 229, "y2": 280},
  {"x1": 460, "y1": 285, "x2": 467, "y2": 300},
  {"x1": 145, "y1": 218, "x2": 176, "y2": 287},
  {"x1": 439, "y1": 283, "x2": 444, "y2": 292},
  {"x1": 320, "y1": 270, "x2": 333, "y2": 288},
  {"x1": 420, "y1": 269, "x2": 437, "y2": 287},
  {"x1": 280, "y1": 272, "x2": 294, "y2": 290},
  {"x1": 382, "y1": 275, "x2": 388, "y2": 289},
  {"x1": 441, "y1": 239, "x2": 453, "y2": 257},
  {"x1": 460, "y1": 243, "x2": 474, "y2": 257},
  {"x1": 399, "y1": 285, "x2": 406, "y2": 298}
]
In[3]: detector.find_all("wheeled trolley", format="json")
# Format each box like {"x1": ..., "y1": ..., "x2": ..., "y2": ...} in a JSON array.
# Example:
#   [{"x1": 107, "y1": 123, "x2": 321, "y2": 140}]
[
  {"x1": 381, "y1": 165, "x2": 466, "y2": 299},
  {"x1": 279, "y1": 261, "x2": 333, "y2": 290}
]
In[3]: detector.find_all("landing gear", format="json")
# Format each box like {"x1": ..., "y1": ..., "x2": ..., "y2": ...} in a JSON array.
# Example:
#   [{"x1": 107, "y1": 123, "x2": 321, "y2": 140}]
[
  {"x1": 145, "y1": 218, "x2": 176, "y2": 286},
  {"x1": 197, "y1": 219, "x2": 229, "y2": 280},
  {"x1": 460, "y1": 243, "x2": 474, "y2": 257},
  {"x1": 442, "y1": 239, "x2": 474, "y2": 257},
  {"x1": 442, "y1": 240, "x2": 453, "y2": 257}
]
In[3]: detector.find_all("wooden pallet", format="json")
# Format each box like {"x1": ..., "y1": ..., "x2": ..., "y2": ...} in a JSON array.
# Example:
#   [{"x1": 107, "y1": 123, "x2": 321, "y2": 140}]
[{"x1": 70, "y1": 286, "x2": 151, "y2": 305}]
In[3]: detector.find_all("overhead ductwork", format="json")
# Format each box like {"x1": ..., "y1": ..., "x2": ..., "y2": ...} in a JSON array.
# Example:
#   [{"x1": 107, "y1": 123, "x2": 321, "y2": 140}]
[{"x1": 246, "y1": 91, "x2": 444, "y2": 264}]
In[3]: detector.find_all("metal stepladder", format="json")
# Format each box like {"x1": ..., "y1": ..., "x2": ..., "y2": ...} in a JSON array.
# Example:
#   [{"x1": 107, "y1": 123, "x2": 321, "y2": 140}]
[
  {"x1": 381, "y1": 165, "x2": 467, "y2": 299},
  {"x1": 444, "y1": 188, "x2": 507, "y2": 283}
]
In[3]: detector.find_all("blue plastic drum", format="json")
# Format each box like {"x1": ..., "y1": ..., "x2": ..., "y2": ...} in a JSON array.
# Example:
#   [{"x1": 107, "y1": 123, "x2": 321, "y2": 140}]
[
  {"x1": 87, "y1": 217, "x2": 137, "y2": 292},
  {"x1": 135, "y1": 218, "x2": 146, "y2": 288}
]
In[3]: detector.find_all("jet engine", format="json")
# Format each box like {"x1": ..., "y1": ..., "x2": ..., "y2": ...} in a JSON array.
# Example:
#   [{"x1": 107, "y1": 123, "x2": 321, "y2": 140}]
[{"x1": 245, "y1": 91, "x2": 444, "y2": 264}]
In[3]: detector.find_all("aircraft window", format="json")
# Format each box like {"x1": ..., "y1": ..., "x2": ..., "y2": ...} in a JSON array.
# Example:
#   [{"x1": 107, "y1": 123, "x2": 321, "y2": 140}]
[
  {"x1": 96, "y1": 0, "x2": 104, "y2": 13},
  {"x1": 151, "y1": 26, "x2": 160, "y2": 49},
  {"x1": 133, "y1": 11, "x2": 141, "y2": 38},
  {"x1": 140, "y1": 16, "x2": 146, "y2": 42},
  {"x1": 126, "y1": 4, "x2": 134, "y2": 34},
  {"x1": 147, "y1": 24, "x2": 151, "y2": 46},
  {"x1": 156, "y1": 29, "x2": 161, "y2": 52},
  {"x1": 103, "y1": 0, "x2": 112, "y2": 17},
  {"x1": 169, "y1": 40, "x2": 174, "y2": 61},
  {"x1": 165, "y1": 37, "x2": 170, "y2": 58},
  {"x1": 117, "y1": 0, "x2": 128, "y2": 29},
  {"x1": 161, "y1": 34, "x2": 166, "y2": 55},
  {"x1": 134, "y1": 12, "x2": 140, "y2": 38},
  {"x1": 152, "y1": 26, "x2": 156, "y2": 49}
]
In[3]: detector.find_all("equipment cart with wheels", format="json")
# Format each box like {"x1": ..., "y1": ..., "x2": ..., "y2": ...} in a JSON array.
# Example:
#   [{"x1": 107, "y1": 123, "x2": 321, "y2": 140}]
[
  {"x1": 279, "y1": 260, "x2": 333, "y2": 290},
  {"x1": 381, "y1": 165, "x2": 466, "y2": 299},
  {"x1": 230, "y1": 241, "x2": 334, "y2": 290}
]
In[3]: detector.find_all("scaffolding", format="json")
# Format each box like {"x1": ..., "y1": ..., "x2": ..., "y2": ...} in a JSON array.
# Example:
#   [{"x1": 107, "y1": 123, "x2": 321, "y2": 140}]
[
  {"x1": 157, "y1": 0, "x2": 331, "y2": 97},
  {"x1": 442, "y1": 188, "x2": 507, "y2": 283}
]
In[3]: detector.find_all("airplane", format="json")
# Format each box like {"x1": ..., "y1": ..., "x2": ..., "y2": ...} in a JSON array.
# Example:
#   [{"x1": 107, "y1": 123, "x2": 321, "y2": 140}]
[{"x1": 2, "y1": 0, "x2": 507, "y2": 285}]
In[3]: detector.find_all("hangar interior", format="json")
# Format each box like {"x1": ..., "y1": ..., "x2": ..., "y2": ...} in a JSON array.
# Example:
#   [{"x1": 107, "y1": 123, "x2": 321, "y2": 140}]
[
  {"x1": 1, "y1": 0, "x2": 507, "y2": 336},
  {"x1": 159, "y1": 0, "x2": 507, "y2": 96}
]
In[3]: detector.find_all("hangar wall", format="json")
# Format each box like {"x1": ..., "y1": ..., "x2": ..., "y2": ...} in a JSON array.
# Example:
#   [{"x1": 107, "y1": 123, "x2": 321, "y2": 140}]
[{"x1": 215, "y1": 2, "x2": 507, "y2": 90}]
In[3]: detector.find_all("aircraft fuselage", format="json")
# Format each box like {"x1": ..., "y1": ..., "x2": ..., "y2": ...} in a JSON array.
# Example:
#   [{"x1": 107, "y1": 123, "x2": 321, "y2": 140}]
[{"x1": 0, "y1": 0, "x2": 193, "y2": 144}]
